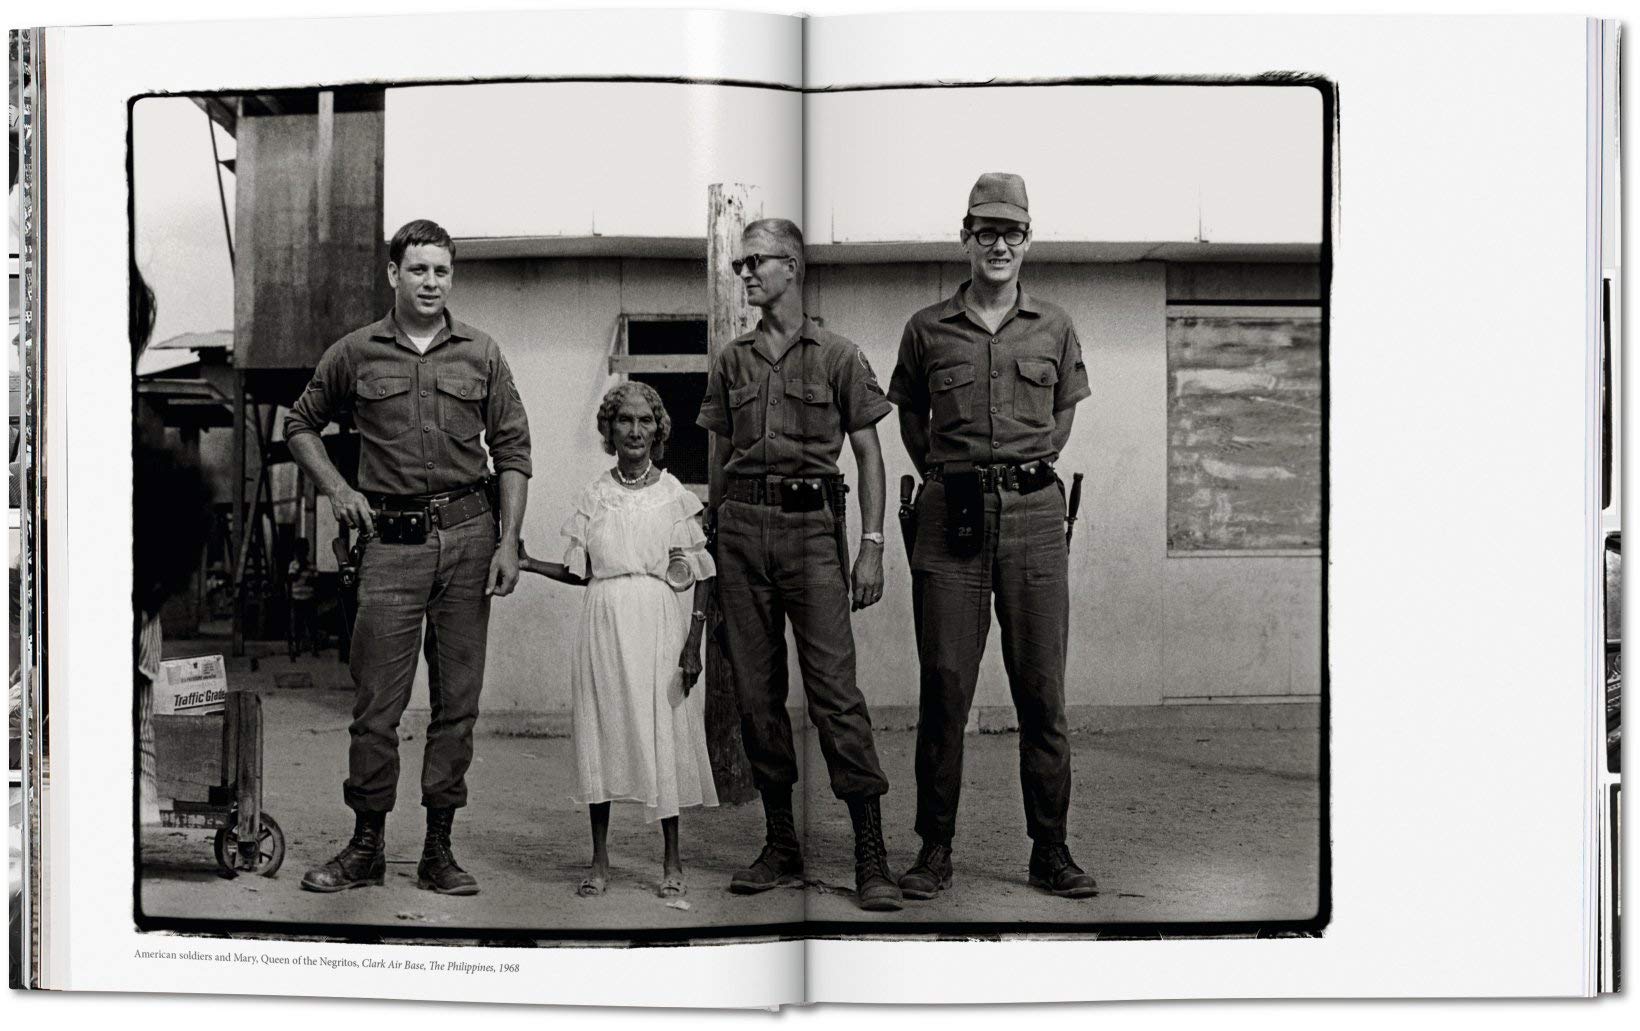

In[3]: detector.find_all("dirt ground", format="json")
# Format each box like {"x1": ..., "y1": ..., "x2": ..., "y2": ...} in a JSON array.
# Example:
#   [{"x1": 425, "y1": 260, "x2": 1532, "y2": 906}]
[{"x1": 138, "y1": 662, "x2": 1320, "y2": 940}]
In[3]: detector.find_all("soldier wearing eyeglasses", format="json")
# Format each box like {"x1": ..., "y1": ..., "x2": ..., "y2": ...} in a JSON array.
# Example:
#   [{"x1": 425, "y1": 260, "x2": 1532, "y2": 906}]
[
  {"x1": 888, "y1": 173, "x2": 1098, "y2": 900},
  {"x1": 696, "y1": 218, "x2": 902, "y2": 911}
]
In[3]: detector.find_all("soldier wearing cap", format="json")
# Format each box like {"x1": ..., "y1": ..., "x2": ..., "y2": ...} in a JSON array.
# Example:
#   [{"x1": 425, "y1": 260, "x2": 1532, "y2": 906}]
[
  {"x1": 888, "y1": 173, "x2": 1098, "y2": 899},
  {"x1": 284, "y1": 218, "x2": 532, "y2": 897},
  {"x1": 697, "y1": 217, "x2": 902, "y2": 911}
]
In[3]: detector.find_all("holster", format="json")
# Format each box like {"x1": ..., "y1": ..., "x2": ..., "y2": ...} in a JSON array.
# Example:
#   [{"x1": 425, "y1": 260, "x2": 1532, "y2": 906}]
[{"x1": 942, "y1": 462, "x2": 984, "y2": 559}]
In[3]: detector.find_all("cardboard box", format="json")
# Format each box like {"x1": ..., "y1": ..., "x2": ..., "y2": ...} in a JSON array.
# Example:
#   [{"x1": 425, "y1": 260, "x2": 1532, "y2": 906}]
[{"x1": 153, "y1": 654, "x2": 228, "y2": 715}]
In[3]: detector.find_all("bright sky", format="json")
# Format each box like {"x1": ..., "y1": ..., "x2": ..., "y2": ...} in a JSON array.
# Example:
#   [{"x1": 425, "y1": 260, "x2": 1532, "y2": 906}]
[
  {"x1": 807, "y1": 85, "x2": 1322, "y2": 244},
  {"x1": 133, "y1": 81, "x2": 1319, "y2": 343}
]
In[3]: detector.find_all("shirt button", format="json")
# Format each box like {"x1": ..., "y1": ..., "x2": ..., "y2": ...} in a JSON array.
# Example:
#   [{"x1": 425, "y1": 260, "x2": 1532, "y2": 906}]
[
  {"x1": 420, "y1": 389, "x2": 429, "y2": 397},
  {"x1": 772, "y1": 365, "x2": 780, "y2": 372},
  {"x1": 805, "y1": 391, "x2": 814, "y2": 401},
  {"x1": 770, "y1": 398, "x2": 780, "y2": 407},
  {"x1": 990, "y1": 406, "x2": 998, "y2": 413},
  {"x1": 768, "y1": 431, "x2": 776, "y2": 440},
  {"x1": 991, "y1": 338, "x2": 998, "y2": 345},
  {"x1": 990, "y1": 370, "x2": 999, "y2": 379},
  {"x1": 992, "y1": 440, "x2": 1000, "y2": 448},
  {"x1": 419, "y1": 358, "x2": 427, "y2": 365},
  {"x1": 426, "y1": 461, "x2": 435, "y2": 469},
  {"x1": 423, "y1": 425, "x2": 432, "y2": 432}
]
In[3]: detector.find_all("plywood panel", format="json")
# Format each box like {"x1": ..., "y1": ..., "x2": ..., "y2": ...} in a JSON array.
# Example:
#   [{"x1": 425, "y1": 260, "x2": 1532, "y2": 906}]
[
  {"x1": 234, "y1": 94, "x2": 386, "y2": 373},
  {"x1": 1167, "y1": 309, "x2": 1322, "y2": 552}
]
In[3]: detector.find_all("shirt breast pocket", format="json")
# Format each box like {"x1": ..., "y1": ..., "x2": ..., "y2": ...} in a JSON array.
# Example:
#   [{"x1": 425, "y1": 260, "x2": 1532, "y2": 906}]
[
  {"x1": 928, "y1": 363, "x2": 976, "y2": 434},
  {"x1": 728, "y1": 382, "x2": 764, "y2": 450},
  {"x1": 353, "y1": 375, "x2": 414, "y2": 441},
  {"x1": 436, "y1": 374, "x2": 489, "y2": 441},
  {"x1": 1014, "y1": 358, "x2": 1059, "y2": 428},
  {"x1": 785, "y1": 380, "x2": 839, "y2": 443}
]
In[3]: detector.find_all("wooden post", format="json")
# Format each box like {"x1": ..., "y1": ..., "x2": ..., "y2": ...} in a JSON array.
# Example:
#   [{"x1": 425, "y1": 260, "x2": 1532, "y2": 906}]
[
  {"x1": 704, "y1": 183, "x2": 761, "y2": 805},
  {"x1": 231, "y1": 371, "x2": 247, "y2": 656},
  {"x1": 233, "y1": 692, "x2": 263, "y2": 867}
]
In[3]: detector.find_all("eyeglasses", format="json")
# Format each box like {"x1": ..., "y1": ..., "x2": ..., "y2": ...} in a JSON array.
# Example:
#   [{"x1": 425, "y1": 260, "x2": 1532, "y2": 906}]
[
  {"x1": 732, "y1": 253, "x2": 794, "y2": 275},
  {"x1": 970, "y1": 228, "x2": 1028, "y2": 247}
]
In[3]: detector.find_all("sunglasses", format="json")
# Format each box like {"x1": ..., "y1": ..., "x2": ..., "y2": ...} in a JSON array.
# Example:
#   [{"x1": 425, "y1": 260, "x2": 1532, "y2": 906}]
[
  {"x1": 970, "y1": 228, "x2": 1028, "y2": 247},
  {"x1": 732, "y1": 253, "x2": 795, "y2": 275}
]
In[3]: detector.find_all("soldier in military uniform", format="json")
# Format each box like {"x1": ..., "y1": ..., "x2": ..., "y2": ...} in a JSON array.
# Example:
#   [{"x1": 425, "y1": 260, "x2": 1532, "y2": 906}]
[
  {"x1": 697, "y1": 217, "x2": 902, "y2": 911},
  {"x1": 889, "y1": 174, "x2": 1098, "y2": 900},
  {"x1": 284, "y1": 219, "x2": 532, "y2": 897}
]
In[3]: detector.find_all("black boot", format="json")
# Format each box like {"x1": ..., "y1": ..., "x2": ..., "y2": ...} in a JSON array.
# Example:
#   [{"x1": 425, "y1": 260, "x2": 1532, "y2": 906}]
[
  {"x1": 1028, "y1": 841, "x2": 1097, "y2": 898},
  {"x1": 730, "y1": 787, "x2": 804, "y2": 894},
  {"x1": 898, "y1": 839, "x2": 953, "y2": 900},
  {"x1": 416, "y1": 806, "x2": 479, "y2": 896},
  {"x1": 847, "y1": 797, "x2": 903, "y2": 912},
  {"x1": 301, "y1": 810, "x2": 386, "y2": 893}
]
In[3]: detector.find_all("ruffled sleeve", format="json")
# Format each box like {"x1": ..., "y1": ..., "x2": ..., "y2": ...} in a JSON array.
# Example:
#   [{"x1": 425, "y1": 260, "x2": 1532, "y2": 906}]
[
  {"x1": 668, "y1": 487, "x2": 715, "y2": 581},
  {"x1": 559, "y1": 483, "x2": 597, "y2": 577}
]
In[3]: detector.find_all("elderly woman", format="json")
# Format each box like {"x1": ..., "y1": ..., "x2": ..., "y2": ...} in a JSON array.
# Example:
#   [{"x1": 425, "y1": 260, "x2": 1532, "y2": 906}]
[{"x1": 519, "y1": 381, "x2": 717, "y2": 898}]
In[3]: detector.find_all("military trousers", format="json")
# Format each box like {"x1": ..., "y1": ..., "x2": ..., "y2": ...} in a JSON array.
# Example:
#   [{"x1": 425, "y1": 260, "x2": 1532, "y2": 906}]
[
  {"x1": 343, "y1": 515, "x2": 496, "y2": 813},
  {"x1": 910, "y1": 477, "x2": 1072, "y2": 845},
  {"x1": 716, "y1": 499, "x2": 889, "y2": 800}
]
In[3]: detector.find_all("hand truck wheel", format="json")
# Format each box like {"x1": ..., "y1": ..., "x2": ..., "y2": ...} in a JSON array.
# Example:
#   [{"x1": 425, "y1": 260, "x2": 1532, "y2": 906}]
[{"x1": 214, "y1": 812, "x2": 286, "y2": 876}]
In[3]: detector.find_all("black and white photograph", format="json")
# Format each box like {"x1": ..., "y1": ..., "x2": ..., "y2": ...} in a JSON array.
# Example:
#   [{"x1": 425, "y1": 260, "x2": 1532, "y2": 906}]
[
  {"x1": 129, "y1": 75, "x2": 1329, "y2": 943},
  {"x1": 1608, "y1": 533, "x2": 1622, "y2": 776}
]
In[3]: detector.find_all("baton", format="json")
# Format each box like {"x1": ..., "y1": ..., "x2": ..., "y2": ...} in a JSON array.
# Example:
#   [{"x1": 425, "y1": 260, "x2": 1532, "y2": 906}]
[
  {"x1": 897, "y1": 474, "x2": 918, "y2": 563},
  {"x1": 1065, "y1": 472, "x2": 1085, "y2": 546}
]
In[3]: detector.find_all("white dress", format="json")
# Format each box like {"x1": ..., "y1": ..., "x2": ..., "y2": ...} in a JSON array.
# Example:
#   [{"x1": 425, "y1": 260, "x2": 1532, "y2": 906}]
[{"x1": 561, "y1": 470, "x2": 720, "y2": 821}]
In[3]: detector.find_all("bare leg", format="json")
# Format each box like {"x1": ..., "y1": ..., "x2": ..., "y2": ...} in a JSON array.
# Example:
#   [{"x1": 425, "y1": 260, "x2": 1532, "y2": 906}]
[
  {"x1": 579, "y1": 802, "x2": 611, "y2": 896},
  {"x1": 662, "y1": 817, "x2": 682, "y2": 878},
  {"x1": 659, "y1": 816, "x2": 686, "y2": 897}
]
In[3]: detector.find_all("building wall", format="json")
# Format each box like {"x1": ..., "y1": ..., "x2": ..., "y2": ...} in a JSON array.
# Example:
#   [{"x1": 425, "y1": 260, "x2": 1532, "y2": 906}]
[{"x1": 402, "y1": 256, "x2": 1321, "y2": 720}]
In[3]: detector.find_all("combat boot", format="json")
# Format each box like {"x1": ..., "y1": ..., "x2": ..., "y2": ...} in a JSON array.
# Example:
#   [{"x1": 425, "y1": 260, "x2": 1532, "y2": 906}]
[
  {"x1": 416, "y1": 806, "x2": 479, "y2": 896},
  {"x1": 898, "y1": 839, "x2": 953, "y2": 900},
  {"x1": 730, "y1": 788, "x2": 804, "y2": 894},
  {"x1": 1028, "y1": 841, "x2": 1098, "y2": 898},
  {"x1": 301, "y1": 810, "x2": 386, "y2": 892},
  {"x1": 847, "y1": 796, "x2": 903, "y2": 912}
]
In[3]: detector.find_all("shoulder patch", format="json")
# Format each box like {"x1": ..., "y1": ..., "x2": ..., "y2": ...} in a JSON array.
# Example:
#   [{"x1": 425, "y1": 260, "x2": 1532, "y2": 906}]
[{"x1": 856, "y1": 349, "x2": 886, "y2": 394}]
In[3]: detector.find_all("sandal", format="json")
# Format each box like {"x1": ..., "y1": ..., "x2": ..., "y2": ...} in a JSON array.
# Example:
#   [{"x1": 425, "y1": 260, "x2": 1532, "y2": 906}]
[
  {"x1": 658, "y1": 874, "x2": 687, "y2": 899},
  {"x1": 577, "y1": 874, "x2": 607, "y2": 898}
]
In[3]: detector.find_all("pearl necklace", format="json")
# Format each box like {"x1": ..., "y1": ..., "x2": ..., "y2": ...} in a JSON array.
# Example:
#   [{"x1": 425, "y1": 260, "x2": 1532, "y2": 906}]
[{"x1": 615, "y1": 461, "x2": 652, "y2": 487}]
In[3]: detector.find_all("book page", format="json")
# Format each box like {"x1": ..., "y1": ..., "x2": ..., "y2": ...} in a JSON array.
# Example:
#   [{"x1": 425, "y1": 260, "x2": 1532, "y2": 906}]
[
  {"x1": 802, "y1": 11, "x2": 1596, "y2": 1002},
  {"x1": 35, "y1": 8, "x2": 807, "y2": 1007}
]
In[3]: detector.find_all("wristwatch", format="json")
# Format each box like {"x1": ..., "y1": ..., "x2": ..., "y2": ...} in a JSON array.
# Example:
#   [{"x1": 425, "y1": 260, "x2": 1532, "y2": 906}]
[{"x1": 860, "y1": 532, "x2": 886, "y2": 547}]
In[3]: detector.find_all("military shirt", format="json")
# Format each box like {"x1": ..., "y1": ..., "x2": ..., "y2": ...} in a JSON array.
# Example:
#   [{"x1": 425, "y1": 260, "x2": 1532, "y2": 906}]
[
  {"x1": 888, "y1": 283, "x2": 1090, "y2": 466},
  {"x1": 697, "y1": 316, "x2": 892, "y2": 478},
  {"x1": 284, "y1": 310, "x2": 533, "y2": 496}
]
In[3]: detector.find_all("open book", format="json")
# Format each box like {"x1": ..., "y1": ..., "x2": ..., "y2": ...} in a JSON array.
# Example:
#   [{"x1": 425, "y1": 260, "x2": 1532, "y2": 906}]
[{"x1": 8, "y1": 7, "x2": 1622, "y2": 1008}]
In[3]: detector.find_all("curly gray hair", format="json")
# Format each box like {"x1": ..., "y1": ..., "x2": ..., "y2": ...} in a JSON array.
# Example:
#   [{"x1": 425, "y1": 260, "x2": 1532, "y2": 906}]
[{"x1": 596, "y1": 380, "x2": 671, "y2": 461}]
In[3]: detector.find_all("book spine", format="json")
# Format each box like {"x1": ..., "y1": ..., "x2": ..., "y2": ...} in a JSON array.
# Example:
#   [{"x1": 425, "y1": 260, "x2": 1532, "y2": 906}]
[
  {"x1": 1594, "y1": 16, "x2": 1623, "y2": 997},
  {"x1": 9, "y1": 24, "x2": 47, "y2": 993}
]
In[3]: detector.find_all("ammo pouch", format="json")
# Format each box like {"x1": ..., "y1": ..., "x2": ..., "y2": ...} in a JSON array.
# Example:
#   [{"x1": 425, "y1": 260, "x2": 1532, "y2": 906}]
[
  {"x1": 778, "y1": 478, "x2": 829, "y2": 513},
  {"x1": 942, "y1": 462, "x2": 985, "y2": 559},
  {"x1": 376, "y1": 509, "x2": 429, "y2": 545},
  {"x1": 1013, "y1": 459, "x2": 1057, "y2": 496}
]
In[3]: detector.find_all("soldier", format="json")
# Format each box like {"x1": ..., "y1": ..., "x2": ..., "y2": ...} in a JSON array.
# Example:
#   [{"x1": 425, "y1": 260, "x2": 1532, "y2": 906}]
[
  {"x1": 888, "y1": 174, "x2": 1098, "y2": 899},
  {"x1": 697, "y1": 217, "x2": 902, "y2": 911},
  {"x1": 285, "y1": 218, "x2": 532, "y2": 897}
]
